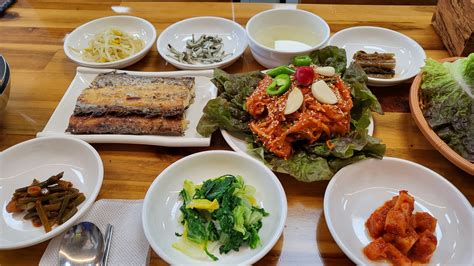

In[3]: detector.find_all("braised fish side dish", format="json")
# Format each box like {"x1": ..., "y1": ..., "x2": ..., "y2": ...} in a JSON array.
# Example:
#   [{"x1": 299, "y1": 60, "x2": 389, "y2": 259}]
[
  {"x1": 364, "y1": 191, "x2": 438, "y2": 265},
  {"x1": 67, "y1": 72, "x2": 195, "y2": 135},
  {"x1": 353, "y1": 51, "x2": 396, "y2": 79}
]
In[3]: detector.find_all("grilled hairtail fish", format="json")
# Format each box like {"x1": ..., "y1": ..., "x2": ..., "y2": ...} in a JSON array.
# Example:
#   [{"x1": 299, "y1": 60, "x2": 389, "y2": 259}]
[
  {"x1": 67, "y1": 72, "x2": 195, "y2": 136},
  {"x1": 73, "y1": 72, "x2": 195, "y2": 117},
  {"x1": 67, "y1": 115, "x2": 188, "y2": 135}
]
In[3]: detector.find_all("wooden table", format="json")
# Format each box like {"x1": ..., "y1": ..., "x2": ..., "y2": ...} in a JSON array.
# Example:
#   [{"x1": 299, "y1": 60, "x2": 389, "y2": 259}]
[{"x1": 0, "y1": 1, "x2": 472, "y2": 265}]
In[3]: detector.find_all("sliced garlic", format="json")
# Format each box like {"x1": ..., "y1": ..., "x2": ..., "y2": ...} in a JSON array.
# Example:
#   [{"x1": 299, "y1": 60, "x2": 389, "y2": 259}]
[
  {"x1": 311, "y1": 80, "x2": 338, "y2": 104},
  {"x1": 284, "y1": 87, "x2": 304, "y2": 115},
  {"x1": 315, "y1": 66, "x2": 335, "y2": 76}
]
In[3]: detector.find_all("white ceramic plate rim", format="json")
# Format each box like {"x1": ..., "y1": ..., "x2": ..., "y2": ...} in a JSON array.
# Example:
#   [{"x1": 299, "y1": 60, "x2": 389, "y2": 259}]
[
  {"x1": 156, "y1": 16, "x2": 248, "y2": 70},
  {"x1": 328, "y1": 26, "x2": 426, "y2": 84},
  {"x1": 245, "y1": 8, "x2": 330, "y2": 55},
  {"x1": 221, "y1": 116, "x2": 374, "y2": 157},
  {"x1": 323, "y1": 157, "x2": 474, "y2": 265},
  {"x1": 142, "y1": 150, "x2": 287, "y2": 265},
  {"x1": 63, "y1": 15, "x2": 157, "y2": 68},
  {"x1": 37, "y1": 67, "x2": 217, "y2": 147},
  {"x1": 0, "y1": 136, "x2": 103, "y2": 250}
]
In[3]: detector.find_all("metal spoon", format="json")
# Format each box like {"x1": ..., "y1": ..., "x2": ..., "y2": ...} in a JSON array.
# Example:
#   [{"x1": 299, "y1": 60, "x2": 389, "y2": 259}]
[{"x1": 59, "y1": 221, "x2": 105, "y2": 266}]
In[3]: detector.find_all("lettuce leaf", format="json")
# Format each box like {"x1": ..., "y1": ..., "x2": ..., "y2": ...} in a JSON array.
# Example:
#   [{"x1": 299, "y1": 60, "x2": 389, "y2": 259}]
[
  {"x1": 197, "y1": 69, "x2": 263, "y2": 136},
  {"x1": 247, "y1": 129, "x2": 385, "y2": 182},
  {"x1": 309, "y1": 46, "x2": 347, "y2": 74},
  {"x1": 421, "y1": 55, "x2": 474, "y2": 162},
  {"x1": 343, "y1": 62, "x2": 384, "y2": 125}
]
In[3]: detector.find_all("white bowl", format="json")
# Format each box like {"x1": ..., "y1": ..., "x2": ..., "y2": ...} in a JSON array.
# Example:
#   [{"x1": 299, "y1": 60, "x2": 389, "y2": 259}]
[
  {"x1": 246, "y1": 9, "x2": 330, "y2": 68},
  {"x1": 328, "y1": 26, "x2": 426, "y2": 87},
  {"x1": 0, "y1": 137, "x2": 104, "y2": 249},
  {"x1": 64, "y1": 16, "x2": 157, "y2": 69},
  {"x1": 0, "y1": 56, "x2": 10, "y2": 113},
  {"x1": 157, "y1": 17, "x2": 247, "y2": 70},
  {"x1": 142, "y1": 150, "x2": 287, "y2": 265},
  {"x1": 324, "y1": 157, "x2": 474, "y2": 265}
]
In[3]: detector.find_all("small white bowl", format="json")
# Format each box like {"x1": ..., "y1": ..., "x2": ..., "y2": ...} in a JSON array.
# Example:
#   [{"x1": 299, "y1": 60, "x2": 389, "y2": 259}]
[
  {"x1": 157, "y1": 17, "x2": 247, "y2": 70},
  {"x1": 324, "y1": 157, "x2": 474, "y2": 265},
  {"x1": 0, "y1": 56, "x2": 11, "y2": 113},
  {"x1": 142, "y1": 150, "x2": 287, "y2": 265},
  {"x1": 0, "y1": 136, "x2": 103, "y2": 249},
  {"x1": 246, "y1": 9, "x2": 330, "y2": 68},
  {"x1": 328, "y1": 26, "x2": 426, "y2": 87},
  {"x1": 64, "y1": 16, "x2": 157, "y2": 69}
]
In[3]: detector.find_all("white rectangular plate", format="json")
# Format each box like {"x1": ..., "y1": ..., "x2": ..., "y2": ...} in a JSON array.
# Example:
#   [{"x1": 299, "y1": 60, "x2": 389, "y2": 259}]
[{"x1": 37, "y1": 67, "x2": 217, "y2": 147}]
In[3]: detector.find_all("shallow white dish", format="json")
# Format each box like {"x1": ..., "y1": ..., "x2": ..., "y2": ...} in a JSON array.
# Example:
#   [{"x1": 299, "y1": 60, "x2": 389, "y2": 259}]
[
  {"x1": 37, "y1": 67, "x2": 217, "y2": 147},
  {"x1": 246, "y1": 9, "x2": 330, "y2": 68},
  {"x1": 222, "y1": 116, "x2": 374, "y2": 157},
  {"x1": 324, "y1": 157, "x2": 473, "y2": 265},
  {"x1": 157, "y1": 16, "x2": 247, "y2": 70},
  {"x1": 0, "y1": 137, "x2": 103, "y2": 250},
  {"x1": 64, "y1": 16, "x2": 156, "y2": 69},
  {"x1": 328, "y1": 26, "x2": 426, "y2": 87},
  {"x1": 142, "y1": 150, "x2": 287, "y2": 265}
]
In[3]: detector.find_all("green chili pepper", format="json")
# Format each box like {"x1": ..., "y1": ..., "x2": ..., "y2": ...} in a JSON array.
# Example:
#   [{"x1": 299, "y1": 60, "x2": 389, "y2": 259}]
[
  {"x1": 293, "y1": 55, "x2": 312, "y2": 66},
  {"x1": 266, "y1": 74, "x2": 291, "y2": 95},
  {"x1": 266, "y1": 66, "x2": 295, "y2": 77}
]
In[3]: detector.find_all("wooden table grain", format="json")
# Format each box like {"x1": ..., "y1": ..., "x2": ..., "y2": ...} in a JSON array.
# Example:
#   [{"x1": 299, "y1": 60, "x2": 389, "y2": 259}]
[{"x1": 0, "y1": 1, "x2": 472, "y2": 265}]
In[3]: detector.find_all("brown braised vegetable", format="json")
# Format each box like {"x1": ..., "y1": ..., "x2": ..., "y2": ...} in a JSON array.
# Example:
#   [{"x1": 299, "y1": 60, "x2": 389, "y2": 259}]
[
  {"x1": 6, "y1": 200, "x2": 21, "y2": 213},
  {"x1": 5, "y1": 172, "x2": 85, "y2": 233},
  {"x1": 35, "y1": 200, "x2": 52, "y2": 233},
  {"x1": 57, "y1": 194, "x2": 71, "y2": 225},
  {"x1": 61, "y1": 207, "x2": 78, "y2": 224},
  {"x1": 43, "y1": 202, "x2": 61, "y2": 211},
  {"x1": 15, "y1": 172, "x2": 64, "y2": 193},
  {"x1": 27, "y1": 186, "x2": 42, "y2": 197},
  {"x1": 68, "y1": 193, "x2": 85, "y2": 208},
  {"x1": 17, "y1": 192, "x2": 67, "y2": 204},
  {"x1": 32, "y1": 217, "x2": 42, "y2": 227}
]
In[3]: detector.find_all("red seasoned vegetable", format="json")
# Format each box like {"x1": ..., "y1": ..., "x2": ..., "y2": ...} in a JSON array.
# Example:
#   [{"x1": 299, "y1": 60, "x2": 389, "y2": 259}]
[{"x1": 295, "y1": 66, "x2": 314, "y2": 86}]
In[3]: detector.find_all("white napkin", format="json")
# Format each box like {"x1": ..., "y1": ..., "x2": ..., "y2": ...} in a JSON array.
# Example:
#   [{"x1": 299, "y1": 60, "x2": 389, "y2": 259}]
[{"x1": 40, "y1": 199, "x2": 150, "y2": 266}]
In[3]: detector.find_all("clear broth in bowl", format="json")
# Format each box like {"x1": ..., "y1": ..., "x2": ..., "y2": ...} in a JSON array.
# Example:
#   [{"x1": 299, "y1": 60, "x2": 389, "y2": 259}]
[{"x1": 254, "y1": 25, "x2": 319, "y2": 52}]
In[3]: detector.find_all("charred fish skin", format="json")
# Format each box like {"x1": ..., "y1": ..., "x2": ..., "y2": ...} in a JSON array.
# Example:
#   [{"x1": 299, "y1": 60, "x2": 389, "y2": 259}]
[
  {"x1": 72, "y1": 84, "x2": 192, "y2": 117},
  {"x1": 73, "y1": 72, "x2": 195, "y2": 117},
  {"x1": 353, "y1": 50, "x2": 396, "y2": 79},
  {"x1": 66, "y1": 115, "x2": 188, "y2": 136},
  {"x1": 91, "y1": 72, "x2": 195, "y2": 89},
  {"x1": 67, "y1": 72, "x2": 195, "y2": 136}
]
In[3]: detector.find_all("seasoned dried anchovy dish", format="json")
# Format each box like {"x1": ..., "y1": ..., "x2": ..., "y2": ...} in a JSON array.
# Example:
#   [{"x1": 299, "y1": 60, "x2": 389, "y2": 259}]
[{"x1": 167, "y1": 34, "x2": 232, "y2": 65}]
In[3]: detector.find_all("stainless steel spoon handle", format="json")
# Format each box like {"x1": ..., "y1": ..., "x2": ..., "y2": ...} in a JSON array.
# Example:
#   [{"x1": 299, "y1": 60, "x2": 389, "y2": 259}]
[{"x1": 102, "y1": 224, "x2": 113, "y2": 266}]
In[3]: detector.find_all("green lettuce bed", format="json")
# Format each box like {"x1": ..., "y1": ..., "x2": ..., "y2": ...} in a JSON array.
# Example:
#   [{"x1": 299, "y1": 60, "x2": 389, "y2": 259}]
[
  {"x1": 420, "y1": 54, "x2": 474, "y2": 163},
  {"x1": 197, "y1": 46, "x2": 386, "y2": 182}
]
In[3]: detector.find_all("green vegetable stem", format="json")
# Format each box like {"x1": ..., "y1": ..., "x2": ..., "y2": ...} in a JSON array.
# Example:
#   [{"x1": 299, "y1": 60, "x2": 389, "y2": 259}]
[
  {"x1": 266, "y1": 65, "x2": 295, "y2": 77},
  {"x1": 293, "y1": 55, "x2": 312, "y2": 66},
  {"x1": 266, "y1": 74, "x2": 291, "y2": 95}
]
